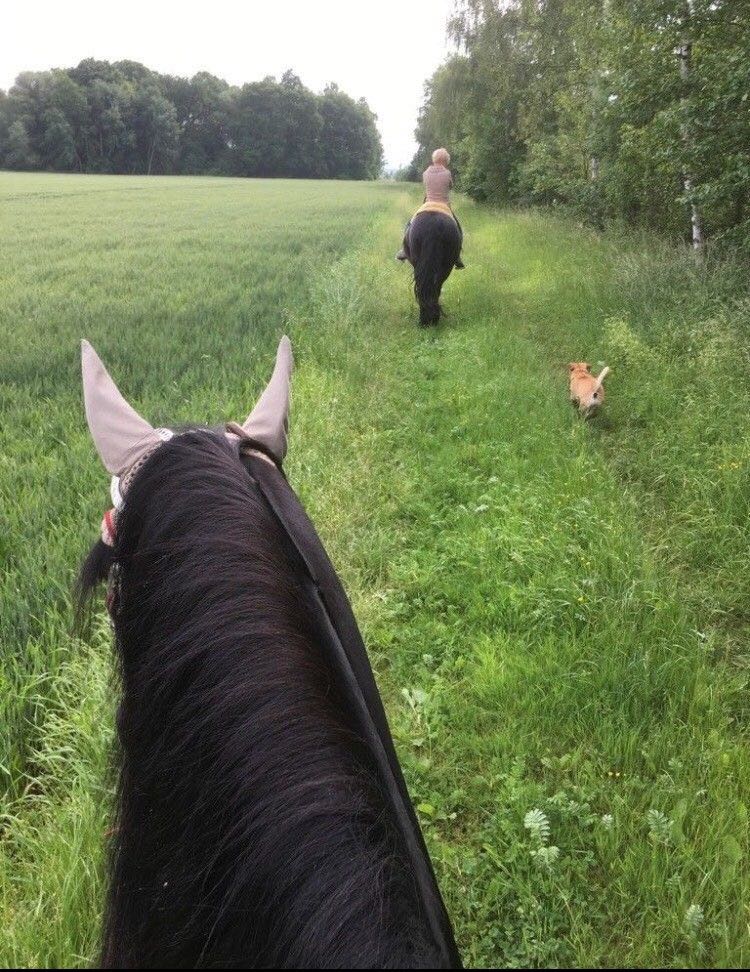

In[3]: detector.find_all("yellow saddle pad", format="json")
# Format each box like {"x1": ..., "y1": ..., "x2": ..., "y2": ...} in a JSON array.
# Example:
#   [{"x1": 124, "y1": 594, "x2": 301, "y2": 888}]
[{"x1": 412, "y1": 201, "x2": 456, "y2": 222}]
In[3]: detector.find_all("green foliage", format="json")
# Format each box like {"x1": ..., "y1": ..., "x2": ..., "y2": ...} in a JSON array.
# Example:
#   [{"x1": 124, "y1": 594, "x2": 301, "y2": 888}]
[
  {"x1": 4, "y1": 119, "x2": 36, "y2": 169},
  {"x1": 2, "y1": 174, "x2": 750, "y2": 967},
  {"x1": 415, "y1": 0, "x2": 750, "y2": 250},
  {"x1": 0, "y1": 60, "x2": 383, "y2": 179}
]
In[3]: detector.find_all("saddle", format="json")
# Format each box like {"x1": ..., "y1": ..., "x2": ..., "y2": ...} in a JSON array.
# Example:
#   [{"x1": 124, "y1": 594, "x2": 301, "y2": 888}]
[{"x1": 412, "y1": 200, "x2": 456, "y2": 222}]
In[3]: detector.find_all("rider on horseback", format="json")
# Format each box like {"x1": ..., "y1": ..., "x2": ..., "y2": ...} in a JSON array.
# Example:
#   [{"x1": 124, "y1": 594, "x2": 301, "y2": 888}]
[{"x1": 396, "y1": 148, "x2": 465, "y2": 268}]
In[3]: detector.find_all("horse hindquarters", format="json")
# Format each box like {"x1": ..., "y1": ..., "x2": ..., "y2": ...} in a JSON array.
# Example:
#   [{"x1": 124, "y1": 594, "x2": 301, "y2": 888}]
[{"x1": 409, "y1": 214, "x2": 461, "y2": 327}]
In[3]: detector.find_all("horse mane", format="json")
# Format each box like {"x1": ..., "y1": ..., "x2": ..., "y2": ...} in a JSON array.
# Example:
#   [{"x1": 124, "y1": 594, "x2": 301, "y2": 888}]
[{"x1": 80, "y1": 430, "x2": 441, "y2": 968}]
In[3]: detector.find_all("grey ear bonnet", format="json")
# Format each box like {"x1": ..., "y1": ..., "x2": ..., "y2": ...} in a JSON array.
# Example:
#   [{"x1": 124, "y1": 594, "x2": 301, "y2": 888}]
[{"x1": 82, "y1": 336, "x2": 293, "y2": 505}]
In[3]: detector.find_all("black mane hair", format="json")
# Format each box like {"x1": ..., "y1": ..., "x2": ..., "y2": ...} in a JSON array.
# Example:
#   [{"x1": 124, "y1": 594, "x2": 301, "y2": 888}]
[
  {"x1": 79, "y1": 430, "x2": 444, "y2": 969},
  {"x1": 408, "y1": 212, "x2": 462, "y2": 326}
]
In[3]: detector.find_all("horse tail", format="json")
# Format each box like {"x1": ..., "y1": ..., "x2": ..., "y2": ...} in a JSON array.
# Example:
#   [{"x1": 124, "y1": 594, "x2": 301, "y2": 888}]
[{"x1": 413, "y1": 253, "x2": 442, "y2": 326}]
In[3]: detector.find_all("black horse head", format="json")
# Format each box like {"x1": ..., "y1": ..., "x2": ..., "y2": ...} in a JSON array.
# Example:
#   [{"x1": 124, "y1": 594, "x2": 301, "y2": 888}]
[
  {"x1": 77, "y1": 341, "x2": 461, "y2": 968},
  {"x1": 408, "y1": 212, "x2": 462, "y2": 326}
]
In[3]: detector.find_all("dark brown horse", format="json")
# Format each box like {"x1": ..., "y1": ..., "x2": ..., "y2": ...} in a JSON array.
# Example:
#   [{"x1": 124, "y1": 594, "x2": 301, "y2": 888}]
[{"x1": 77, "y1": 339, "x2": 461, "y2": 969}]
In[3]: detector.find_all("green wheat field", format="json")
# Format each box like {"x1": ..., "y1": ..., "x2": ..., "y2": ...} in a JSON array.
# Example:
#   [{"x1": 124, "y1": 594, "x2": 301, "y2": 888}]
[{"x1": 1, "y1": 171, "x2": 750, "y2": 968}]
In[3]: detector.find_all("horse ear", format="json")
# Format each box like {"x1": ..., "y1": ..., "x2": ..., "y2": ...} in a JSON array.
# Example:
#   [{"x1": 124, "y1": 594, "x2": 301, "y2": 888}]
[
  {"x1": 81, "y1": 340, "x2": 162, "y2": 475},
  {"x1": 240, "y1": 336, "x2": 294, "y2": 462}
]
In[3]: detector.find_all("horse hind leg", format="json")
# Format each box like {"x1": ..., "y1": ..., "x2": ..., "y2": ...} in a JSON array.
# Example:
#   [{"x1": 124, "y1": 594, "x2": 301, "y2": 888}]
[
  {"x1": 419, "y1": 303, "x2": 436, "y2": 327},
  {"x1": 425, "y1": 271, "x2": 450, "y2": 326},
  {"x1": 419, "y1": 281, "x2": 441, "y2": 326},
  {"x1": 419, "y1": 303, "x2": 441, "y2": 327}
]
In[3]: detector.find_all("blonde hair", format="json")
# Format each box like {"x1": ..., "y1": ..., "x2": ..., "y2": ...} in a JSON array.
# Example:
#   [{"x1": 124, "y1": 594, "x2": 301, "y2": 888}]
[{"x1": 432, "y1": 147, "x2": 450, "y2": 167}]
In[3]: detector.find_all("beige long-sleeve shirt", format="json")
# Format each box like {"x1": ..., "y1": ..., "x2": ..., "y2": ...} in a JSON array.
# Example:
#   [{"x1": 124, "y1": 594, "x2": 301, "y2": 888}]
[{"x1": 423, "y1": 164, "x2": 453, "y2": 204}]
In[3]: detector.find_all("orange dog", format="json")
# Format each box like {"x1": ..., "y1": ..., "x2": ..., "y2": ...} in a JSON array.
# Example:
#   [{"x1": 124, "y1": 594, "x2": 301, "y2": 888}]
[{"x1": 569, "y1": 362, "x2": 610, "y2": 417}]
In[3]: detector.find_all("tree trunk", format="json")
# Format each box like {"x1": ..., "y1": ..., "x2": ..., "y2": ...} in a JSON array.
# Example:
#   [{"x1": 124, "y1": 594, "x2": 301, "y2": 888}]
[
  {"x1": 678, "y1": 0, "x2": 705, "y2": 257},
  {"x1": 588, "y1": 0, "x2": 611, "y2": 186}
]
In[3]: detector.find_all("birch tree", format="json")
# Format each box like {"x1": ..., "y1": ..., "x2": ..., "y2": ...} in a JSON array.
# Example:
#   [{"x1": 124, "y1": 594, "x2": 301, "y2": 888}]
[{"x1": 678, "y1": 0, "x2": 705, "y2": 255}]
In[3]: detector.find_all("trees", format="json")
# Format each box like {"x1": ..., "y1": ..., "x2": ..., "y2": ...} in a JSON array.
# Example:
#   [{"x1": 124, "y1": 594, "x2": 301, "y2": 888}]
[
  {"x1": 129, "y1": 85, "x2": 179, "y2": 175},
  {"x1": 415, "y1": 0, "x2": 750, "y2": 251},
  {"x1": 413, "y1": 58, "x2": 473, "y2": 184},
  {"x1": 167, "y1": 72, "x2": 232, "y2": 174},
  {"x1": 4, "y1": 120, "x2": 36, "y2": 170},
  {"x1": 319, "y1": 85, "x2": 383, "y2": 179},
  {"x1": 0, "y1": 60, "x2": 383, "y2": 181},
  {"x1": 40, "y1": 108, "x2": 77, "y2": 170},
  {"x1": 227, "y1": 75, "x2": 322, "y2": 177}
]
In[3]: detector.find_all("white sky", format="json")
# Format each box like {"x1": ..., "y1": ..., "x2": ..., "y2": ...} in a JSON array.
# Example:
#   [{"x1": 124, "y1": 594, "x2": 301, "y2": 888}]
[{"x1": 2, "y1": 0, "x2": 458, "y2": 169}]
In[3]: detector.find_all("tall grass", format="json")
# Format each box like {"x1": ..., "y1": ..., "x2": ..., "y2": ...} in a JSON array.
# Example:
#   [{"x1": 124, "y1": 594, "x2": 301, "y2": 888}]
[{"x1": 1, "y1": 174, "x2": 748, "y2": 967}]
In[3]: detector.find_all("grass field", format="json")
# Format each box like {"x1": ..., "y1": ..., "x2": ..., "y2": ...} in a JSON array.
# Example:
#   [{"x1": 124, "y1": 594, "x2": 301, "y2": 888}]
[{"x1": 1, "y1": 171, "x2": 749, "y2": 968}]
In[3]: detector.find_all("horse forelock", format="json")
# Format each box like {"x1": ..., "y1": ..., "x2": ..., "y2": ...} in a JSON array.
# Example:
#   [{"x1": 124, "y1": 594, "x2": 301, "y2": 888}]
[{"x1": 96, "y1": 430, "x2": 445, "y2": 968}]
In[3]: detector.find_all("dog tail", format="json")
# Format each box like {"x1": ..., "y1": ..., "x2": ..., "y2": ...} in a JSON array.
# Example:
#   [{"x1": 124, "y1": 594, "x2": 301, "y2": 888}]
[{"x1": 593, "y1": 366, "x2": 610, "y2": 393}]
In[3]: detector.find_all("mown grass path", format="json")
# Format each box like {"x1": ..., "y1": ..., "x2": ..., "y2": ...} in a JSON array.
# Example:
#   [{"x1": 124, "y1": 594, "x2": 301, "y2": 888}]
[{"x1": 1, "y1": 173, "x2": 748, "y2": 967}]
